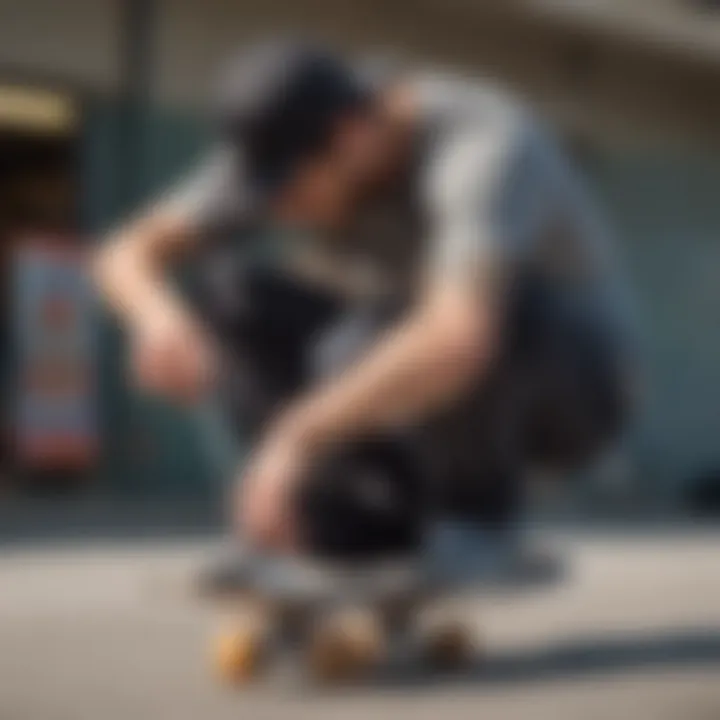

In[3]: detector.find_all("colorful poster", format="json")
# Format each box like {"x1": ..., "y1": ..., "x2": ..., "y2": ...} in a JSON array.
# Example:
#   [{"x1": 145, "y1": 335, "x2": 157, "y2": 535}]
[{"x1": 12, "y1": 240, "x2": 98, "y2": 469}]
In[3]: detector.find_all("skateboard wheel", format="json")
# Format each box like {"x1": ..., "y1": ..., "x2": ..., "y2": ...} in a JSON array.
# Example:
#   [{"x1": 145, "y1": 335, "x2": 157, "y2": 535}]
[
  {"x1": 422, "y1": 621, "x2": 474, "y2": 670},
  {"x1": 212, "y1": 623, "x2": 268, "y2": 684},
  {"x1": 380, "y1": 594, "x2": 416, "y2": 637},
  {"x1": 308, "y1": 611, "x2": 384, "y2": 683}
]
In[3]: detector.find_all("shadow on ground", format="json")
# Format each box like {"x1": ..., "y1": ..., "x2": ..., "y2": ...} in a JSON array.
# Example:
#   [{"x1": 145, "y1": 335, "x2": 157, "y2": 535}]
[{"x1": 372, "y1": 627, "x2": 720, "y2": 691}]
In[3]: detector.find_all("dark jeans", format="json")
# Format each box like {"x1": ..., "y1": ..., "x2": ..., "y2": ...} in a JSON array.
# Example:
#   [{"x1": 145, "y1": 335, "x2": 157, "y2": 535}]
[
  {"x1": 424, "y1": 278, "x2": 629, "y2": 523},
  {"x1": 192, "y1": 260, "x2": 628, "y2": 561}
]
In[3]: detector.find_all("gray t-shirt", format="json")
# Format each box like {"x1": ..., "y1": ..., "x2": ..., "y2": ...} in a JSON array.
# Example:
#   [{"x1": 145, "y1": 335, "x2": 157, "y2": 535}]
[{"x1": 163, "y1": 71, "x2": 628, "y2": 333}]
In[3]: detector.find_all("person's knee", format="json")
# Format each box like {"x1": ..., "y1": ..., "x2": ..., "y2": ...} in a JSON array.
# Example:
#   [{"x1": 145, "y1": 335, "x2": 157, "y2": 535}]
[{"x1": 527, "y1": 359, "x2": 629, "y2": 472}]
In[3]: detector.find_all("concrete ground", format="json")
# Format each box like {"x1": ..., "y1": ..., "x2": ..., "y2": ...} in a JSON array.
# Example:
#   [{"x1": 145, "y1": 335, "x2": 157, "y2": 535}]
[{"x1": 0, "y1": 526, "x2": 719, "y2": 720}]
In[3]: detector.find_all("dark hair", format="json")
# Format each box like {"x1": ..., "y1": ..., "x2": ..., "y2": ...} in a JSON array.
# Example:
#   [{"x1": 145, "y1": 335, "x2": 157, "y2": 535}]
[{"x1": 215, "y1": 39, "x2": 372, "y2": 193}]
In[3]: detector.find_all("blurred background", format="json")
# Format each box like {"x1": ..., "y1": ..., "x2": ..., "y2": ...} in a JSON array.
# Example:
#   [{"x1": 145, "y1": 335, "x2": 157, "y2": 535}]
[
  {"x1": 0, "y1": 3, "x2": 719, "y2": 719},
  {"x1": 1, "y1": 0, "x2": 719, "y2": 520}
]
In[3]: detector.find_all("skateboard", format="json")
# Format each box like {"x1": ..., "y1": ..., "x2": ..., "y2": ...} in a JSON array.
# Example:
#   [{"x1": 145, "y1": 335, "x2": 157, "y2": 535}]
[{"x1": 203, "y1": 554, "x2": 478, "y2": 685}]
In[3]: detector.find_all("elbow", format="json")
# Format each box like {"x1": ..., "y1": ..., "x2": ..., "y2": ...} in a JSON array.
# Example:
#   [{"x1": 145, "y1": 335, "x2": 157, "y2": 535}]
[
  {"x1": 432, "y1": 306, "x2": 493, "y2": 391},
  {"x1": 446, "y1": 319, "x2": 487, "y2": 383},
  {"x1": 92, "y1": 214, "x2": 158, "y2": 294},
  {"x1": 90, "y1": 238, "x2": 114, "y2": 294},
  {"x1": 91, "y1": 232, "x2": 127, "y2": 295}
]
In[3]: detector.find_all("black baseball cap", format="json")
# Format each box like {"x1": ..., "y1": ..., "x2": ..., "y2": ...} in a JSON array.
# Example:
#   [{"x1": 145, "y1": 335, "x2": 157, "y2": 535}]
[{"x1": 214, "y1": 39, "x2": 376, "y2": 196}]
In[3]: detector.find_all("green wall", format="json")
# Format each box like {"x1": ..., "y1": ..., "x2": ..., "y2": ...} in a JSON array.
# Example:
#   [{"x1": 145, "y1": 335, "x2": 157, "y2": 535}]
[{"x1": 590, "y1": 148, "x2": 720, "y2": 504}]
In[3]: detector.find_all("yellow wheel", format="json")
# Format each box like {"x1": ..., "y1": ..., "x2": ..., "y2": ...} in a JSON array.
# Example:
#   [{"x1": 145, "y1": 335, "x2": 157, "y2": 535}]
[
  {"x1": 307, "y1": 609, "x2": 385, "y2": 683},
  {"x1": 212, "y1": 612, "x2": 270, "y2": 685},
  {"x1": 422, "y1": 619, "x2": 474, "y2": 671}
]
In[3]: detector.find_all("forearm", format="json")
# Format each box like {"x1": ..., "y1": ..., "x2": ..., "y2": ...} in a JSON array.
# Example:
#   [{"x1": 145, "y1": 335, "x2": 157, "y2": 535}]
[
  {"x1": 282, "y1": 288, "x2": 495, "y2": 447},
  {"x1": 92, "y1": 213, "x2": 192, "y2": 326}
]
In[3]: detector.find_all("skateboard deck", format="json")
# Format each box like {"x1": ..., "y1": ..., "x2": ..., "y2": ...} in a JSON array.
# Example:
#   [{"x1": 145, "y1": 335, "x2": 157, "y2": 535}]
[
  {"x1": 203, "y1": 554, "x2": 477, "y2": 685},
  {"x1": 195, "y1": 529, "x2": 561, "y2": 686}
]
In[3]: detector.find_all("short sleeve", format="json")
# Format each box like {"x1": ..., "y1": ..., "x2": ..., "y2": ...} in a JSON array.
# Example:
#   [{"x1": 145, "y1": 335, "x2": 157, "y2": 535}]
[
  {"x1": 423, "y1": 119, "x2": 550, "y2": 290},
  {"x1": 158, "y1": 144, "x2": 250, "y2": 239}
]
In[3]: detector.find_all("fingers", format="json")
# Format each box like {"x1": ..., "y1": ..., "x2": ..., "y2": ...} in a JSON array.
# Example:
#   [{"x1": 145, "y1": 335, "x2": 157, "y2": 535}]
[
  {"x1": 132, "y1": 322, "x2": 218, "y2": 404},
  {"x1": 236, "y1": 469, "x2": 298, "y2": 553}
]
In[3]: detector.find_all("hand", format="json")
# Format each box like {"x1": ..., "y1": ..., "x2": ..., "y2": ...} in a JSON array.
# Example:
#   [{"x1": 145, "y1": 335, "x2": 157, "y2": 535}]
[
  {"x1": 236, "y1": 427, "x2": 312, "y2": 551},
  {"x1": 130, "y1": 304, "x2": 217, "y2": 404}
]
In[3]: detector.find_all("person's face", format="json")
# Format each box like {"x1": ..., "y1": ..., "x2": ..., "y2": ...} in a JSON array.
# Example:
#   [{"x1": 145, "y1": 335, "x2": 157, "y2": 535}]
[
  {"x1": 271, "y1": 154, "x2": 353, "y2": 231},
  {"x1": 333, "y1": 109, "x2": 400, "y2": 190},
  {"x1": 271, "y1": 106, "x2": 403, "y2": 232}
]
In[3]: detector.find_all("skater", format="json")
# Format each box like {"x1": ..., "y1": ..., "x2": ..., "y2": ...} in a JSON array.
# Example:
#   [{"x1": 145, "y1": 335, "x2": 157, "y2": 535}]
[{"x1": 94, "y1": 39, "x2": 635, "y2": 570}]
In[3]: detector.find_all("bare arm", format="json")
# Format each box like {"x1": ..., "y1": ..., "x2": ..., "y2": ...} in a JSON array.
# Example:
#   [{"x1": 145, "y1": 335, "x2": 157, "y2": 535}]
[
  {"x1": 92, "y1": 207, "x2": 198, "y2": 328},
  {"x1": 92, "y1": 147, "x2": 244, "y2": 402},
  {"x1": 94, "y1": 145, "x2": 243, "y2": 325},
  {"x1": 279, "y1": 276, "x2": 496, "y2": 448}
]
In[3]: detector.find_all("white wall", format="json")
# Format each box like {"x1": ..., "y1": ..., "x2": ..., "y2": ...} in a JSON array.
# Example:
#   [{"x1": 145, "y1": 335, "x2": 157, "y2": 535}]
[{"x1": 0, "y1": 0, "x2": 121, "y2": 92}]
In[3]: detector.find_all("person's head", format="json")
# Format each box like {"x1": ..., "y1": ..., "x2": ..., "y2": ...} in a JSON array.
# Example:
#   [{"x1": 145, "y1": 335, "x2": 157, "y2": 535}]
[{"x1": 215, "y1": 39, "x2": 411, "y2": 230}]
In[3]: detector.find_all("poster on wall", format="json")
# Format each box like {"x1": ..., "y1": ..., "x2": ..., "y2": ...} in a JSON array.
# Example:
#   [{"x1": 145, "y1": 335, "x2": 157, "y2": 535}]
[{"x1": 12, "y1": 240, "x2": 98, "y2": 470}]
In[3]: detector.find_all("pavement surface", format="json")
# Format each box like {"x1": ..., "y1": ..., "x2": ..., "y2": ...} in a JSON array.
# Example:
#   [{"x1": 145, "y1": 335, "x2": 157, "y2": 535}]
[{"x1": 0, "y1": 526, "x2": 719, "y2": 720}]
